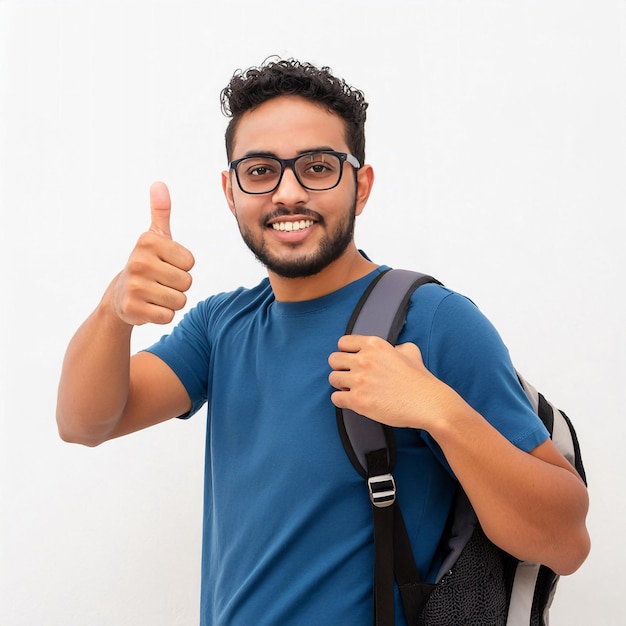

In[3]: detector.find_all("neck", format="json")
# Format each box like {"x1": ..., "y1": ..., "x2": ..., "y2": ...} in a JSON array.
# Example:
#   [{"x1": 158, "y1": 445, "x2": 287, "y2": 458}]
[{"x1": 267, "y1": 245, "x2": 378, "y2": 302}]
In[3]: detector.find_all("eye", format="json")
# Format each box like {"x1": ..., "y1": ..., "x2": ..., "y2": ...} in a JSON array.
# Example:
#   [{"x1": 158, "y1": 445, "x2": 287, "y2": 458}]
[
  {"x1": 299, "y1": 153, "x2": 339, "y2": 177},
  {"x1": 241, "y1": 158, "x2": 280, "y2": 178},
  {"x1": 309, "y1": 162, "x2": 332, "y2": 174}
]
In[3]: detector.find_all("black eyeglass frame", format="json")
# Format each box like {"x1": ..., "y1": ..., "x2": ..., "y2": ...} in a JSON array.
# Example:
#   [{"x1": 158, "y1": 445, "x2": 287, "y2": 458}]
[{"x1": 228, "y1": 150, "x2": 361, "y2": 195}]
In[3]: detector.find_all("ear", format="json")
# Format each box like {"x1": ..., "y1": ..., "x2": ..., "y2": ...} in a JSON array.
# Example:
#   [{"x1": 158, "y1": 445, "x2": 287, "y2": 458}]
[
  {"x1": 222, "y1": 170, "x2": 237, "y2": 216},
  {"x1": 354, "y1": 164, "x2": 374, "y2": 217}
]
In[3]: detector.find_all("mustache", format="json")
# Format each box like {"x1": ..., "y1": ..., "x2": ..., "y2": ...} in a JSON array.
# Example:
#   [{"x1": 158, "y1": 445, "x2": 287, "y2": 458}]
[{"x1": 262, "y1": 207, "x2": 323, "y2": 226}]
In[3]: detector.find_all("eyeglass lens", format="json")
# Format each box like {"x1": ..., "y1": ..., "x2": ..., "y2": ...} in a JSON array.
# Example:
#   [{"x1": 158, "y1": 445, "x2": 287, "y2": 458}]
[{"x1": 235, "y1": 152, "x2": 343, "y2": 193}]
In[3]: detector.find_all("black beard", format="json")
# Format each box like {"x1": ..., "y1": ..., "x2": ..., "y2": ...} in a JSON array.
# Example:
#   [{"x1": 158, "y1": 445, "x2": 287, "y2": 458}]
[{"x1": 236, "y1": 202, "x2": 357, "y2": 279}]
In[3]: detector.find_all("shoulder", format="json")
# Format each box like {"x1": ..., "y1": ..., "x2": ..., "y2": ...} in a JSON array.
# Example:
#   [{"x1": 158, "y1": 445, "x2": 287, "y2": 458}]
[
  {"x1": 143, "y1": 277, "x2": 275, "y2": 417},
  {"x1": 402, "y1": 281, "x2": 497, "y2": 360}
]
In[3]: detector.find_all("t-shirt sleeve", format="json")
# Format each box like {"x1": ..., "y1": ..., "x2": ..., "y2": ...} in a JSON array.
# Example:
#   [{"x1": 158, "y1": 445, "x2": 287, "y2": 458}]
[
  {"x1": 144, "y1": 302, "x2": 212, "y2": 418},
  {"x1": 403, "y1": 285, "x2": 549, "y2": 468}
]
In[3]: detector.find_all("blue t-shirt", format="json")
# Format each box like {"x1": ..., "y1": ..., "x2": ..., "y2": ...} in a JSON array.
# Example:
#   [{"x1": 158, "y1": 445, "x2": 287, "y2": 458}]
[{"x1": 146, "y1": 265, "x2": 548, "y2": 626}]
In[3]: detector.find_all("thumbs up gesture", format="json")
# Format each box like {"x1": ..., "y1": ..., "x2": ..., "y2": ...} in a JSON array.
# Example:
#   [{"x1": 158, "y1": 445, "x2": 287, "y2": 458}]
[{"x1": 110, "y1": 182, "x2": 195, "y2": 326}]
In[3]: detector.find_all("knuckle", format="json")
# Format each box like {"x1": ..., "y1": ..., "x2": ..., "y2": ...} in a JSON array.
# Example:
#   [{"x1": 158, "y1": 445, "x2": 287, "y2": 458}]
[
  {"x1": 116, "y1": 297, "x2": 143, "y2": 325},
  {"x1": 174, "y1": 291, "x2": 188, "y2": 310},
  {"x1": 123, "y1": 277, "x2": 147, "y2": 303},
  {"x1": 135, "y1": 231, "x2": 155, "y2": 251},
  {"x1": 164, "y1": 288, "x2": 187, "y2": 312},
  {"x1": 355, "y1": 353, "x2": 374, "y2": 372},
  {"x1": 157, "y1": 308, "x2": 176, "y2": 325},
  {"x1": 362, "y1": 335, "x2": 382, "y2": 348},
  {"x1": 138, "y1": 230, "x2": 161, "y2": 246},
  {"x1": 126, "y1": 255, "x2": 151, "y2": 279}
]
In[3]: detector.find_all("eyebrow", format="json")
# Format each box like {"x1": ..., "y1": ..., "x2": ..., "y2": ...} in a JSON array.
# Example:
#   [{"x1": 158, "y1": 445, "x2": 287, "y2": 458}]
[{"x1": 240, "y1": 146, "x2": 337, "y2": 159}]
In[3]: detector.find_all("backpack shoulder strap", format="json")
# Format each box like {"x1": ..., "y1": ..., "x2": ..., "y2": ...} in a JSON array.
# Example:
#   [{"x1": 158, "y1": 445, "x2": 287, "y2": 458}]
[
  {"x1": 338, "y1": 269, "x2": 441, "y2": 477},
  {"x1": 337, "y1": 268, "x2": 441, "y2": 626}
]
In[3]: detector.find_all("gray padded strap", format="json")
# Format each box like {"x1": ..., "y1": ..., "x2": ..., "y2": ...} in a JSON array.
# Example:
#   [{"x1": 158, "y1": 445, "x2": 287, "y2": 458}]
[
  {"x1": 350, "y1": 270, "x2": 430, "y2": 338},
  {"x1": 342, "y1": 270, "x2": 436, "y2": 474}
]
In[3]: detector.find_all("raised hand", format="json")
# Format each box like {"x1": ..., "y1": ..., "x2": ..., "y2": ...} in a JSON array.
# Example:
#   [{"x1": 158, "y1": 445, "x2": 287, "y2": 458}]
[{"x1": 110, "y1": 182, "x2": 195, "y2": 326}]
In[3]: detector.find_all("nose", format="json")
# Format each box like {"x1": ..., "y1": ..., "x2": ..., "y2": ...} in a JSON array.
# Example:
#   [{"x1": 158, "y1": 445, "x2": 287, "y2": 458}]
[{"x1": 271, "y1": 165, "x2": 309, "y2": 206}]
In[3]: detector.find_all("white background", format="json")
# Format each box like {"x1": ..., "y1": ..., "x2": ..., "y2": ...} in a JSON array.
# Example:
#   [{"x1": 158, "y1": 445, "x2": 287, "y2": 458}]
[{"x1": 1, "y1": 1, "x2": 624, "y2": 624}]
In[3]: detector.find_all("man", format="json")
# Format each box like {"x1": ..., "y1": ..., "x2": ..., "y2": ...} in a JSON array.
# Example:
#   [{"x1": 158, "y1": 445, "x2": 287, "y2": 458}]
[{"x1": 57, "y1": 58, "x2": 589, "y2": 625}]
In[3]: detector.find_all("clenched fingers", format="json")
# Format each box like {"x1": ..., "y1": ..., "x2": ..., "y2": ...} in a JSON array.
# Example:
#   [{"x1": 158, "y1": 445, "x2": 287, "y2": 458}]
[{"x1": 328, "y1": 335, "x2": 428, "y2": 427}]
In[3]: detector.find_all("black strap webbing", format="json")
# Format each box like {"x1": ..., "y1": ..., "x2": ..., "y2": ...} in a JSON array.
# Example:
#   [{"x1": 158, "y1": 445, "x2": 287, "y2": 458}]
[{"x1": 368, "y1": 449, "x2": 397, "y2": 625}]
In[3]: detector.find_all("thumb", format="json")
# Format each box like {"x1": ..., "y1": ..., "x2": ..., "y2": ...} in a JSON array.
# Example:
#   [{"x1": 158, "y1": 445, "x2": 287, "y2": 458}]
[{"x1": 149, "y1": 181, "x2": 172, "y2": 238}]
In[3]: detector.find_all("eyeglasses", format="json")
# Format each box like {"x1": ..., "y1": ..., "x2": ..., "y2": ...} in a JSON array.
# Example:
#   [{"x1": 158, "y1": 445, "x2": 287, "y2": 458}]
[{"x1": 229, "y1": 150, "x2": 361, "y2": 195}]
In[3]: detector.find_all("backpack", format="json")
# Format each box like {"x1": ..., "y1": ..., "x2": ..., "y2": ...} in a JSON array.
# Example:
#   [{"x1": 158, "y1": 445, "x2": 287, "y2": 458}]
[{"x1": 336, "y1": 268, "x2": 586, "y2": 626}]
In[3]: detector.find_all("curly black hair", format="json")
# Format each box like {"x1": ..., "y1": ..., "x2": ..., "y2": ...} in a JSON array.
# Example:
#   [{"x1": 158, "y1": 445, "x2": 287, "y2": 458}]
[{"x1": 221, "y1": 58, "x2": 368, "y2": 165}]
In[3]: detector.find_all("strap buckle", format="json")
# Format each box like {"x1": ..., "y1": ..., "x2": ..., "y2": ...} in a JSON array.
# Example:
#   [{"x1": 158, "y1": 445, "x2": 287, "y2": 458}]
[{"x1": 368, "y1": 473, "x2": 396, "y2": 508}]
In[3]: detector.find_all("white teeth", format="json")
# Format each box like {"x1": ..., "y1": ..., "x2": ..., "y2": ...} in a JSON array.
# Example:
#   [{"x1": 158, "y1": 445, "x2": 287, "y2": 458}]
[{"x1": 271, "y1": 220, "x2": 314, "y2": 232}]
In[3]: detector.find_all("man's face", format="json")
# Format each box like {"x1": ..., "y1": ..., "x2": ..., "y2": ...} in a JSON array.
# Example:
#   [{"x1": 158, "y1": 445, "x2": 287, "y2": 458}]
[{"x1": 222, "y1": 95, "x2": 367, "y2": 279}]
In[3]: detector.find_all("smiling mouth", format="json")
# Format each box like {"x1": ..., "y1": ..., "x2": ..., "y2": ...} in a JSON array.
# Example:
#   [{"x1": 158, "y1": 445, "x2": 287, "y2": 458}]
[{"x1": 270, "y1": 219, "x2": 315, "y2": 232}]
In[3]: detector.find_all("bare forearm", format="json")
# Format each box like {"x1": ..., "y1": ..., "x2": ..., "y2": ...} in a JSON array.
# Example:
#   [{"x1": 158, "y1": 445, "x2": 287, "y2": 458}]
[
  {"x1": 56, "y1": 283, "x2": 134, "y2": 446},
  {"x1": 430, "y1": 398, "x2": 590, "y2": 575}
]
